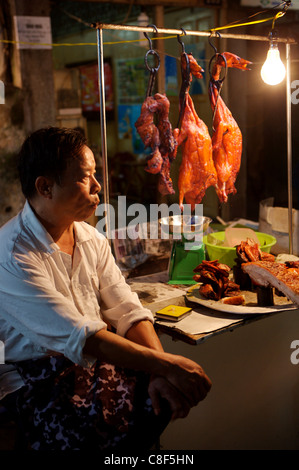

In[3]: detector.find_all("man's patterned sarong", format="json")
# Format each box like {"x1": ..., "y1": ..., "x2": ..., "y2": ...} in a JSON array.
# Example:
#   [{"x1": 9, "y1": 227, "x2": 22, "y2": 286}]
[{"x1": 8, "y1": 355, "x2": 170, "y2": 451}]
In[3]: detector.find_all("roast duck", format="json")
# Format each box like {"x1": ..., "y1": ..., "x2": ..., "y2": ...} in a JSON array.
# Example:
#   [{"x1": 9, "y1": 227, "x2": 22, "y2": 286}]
[
  {"x1": 135, "y1": 49, "x2": 251, "y2": 206},
  {"x1": 134, "y1": 92, "x2": 178, "y2": 195},
  {"x1": 193, "y1": 238, "x2": 299, "y2": 308},
  {"x1": 208, "y1": 52, "x2": 251, "y2": 203},
  {"x1": 193, "y1": 259, "x2": 244, "y2": 305},
  {"x1": 176, "y1": 53, "x2": 216, "y2": 210}
]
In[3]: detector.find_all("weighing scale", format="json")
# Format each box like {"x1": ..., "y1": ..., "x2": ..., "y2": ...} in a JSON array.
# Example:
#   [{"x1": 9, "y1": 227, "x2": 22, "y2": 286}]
[{"x1": 160, "y1": 215, "x2": 212, "y2": 285}]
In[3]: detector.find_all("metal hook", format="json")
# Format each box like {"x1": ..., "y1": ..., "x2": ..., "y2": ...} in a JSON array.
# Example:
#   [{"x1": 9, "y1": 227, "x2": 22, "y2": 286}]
[
  {"x1": 177, "y1": 28, "x2": 190, "y2": 81},
  {"x1": 208, "y1": 31, "x2": 227, "y2": 83},
  {"x1": 209, "y1": 53, "x2": 227, "y2": 83},
  {"x1": 143, "y1": 24, "x2": 158, "y2": 51},
  {"x1": 208, "y1": 32, "x2": 228, "y2": 132},
  {"x1": 208, "y1": 31, "x2": 221, "y2": 55},
  {"x1": 177, "y1": 28, "x2": 187, "y2": 53},
  {"x1": 177, "y1": 29, "x2": 191, "y2": 129},
  {"x1": 144, "y1": 24, "x2": 160, "y2": 72},
  {"x1": 143, "y1": 24, "x2": 160, "y2": 97},
  {"x1": 209, "y1": 55, "x2": 227, "y2": 133}
]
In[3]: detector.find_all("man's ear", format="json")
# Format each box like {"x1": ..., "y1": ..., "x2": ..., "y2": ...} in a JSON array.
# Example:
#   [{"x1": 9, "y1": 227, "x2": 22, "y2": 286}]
[{"x1": 35, "y1": 176, "x2": 53, "y2": 199}]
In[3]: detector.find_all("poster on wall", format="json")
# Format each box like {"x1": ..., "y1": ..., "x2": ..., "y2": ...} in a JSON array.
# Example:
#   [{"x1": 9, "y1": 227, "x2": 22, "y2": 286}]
[
  {"x1": 79, "y1": 61, "x2": 114, "y2": 119},
  {"x1": 118, "y1": 104, "x2": 147, "y2": 154},
  {"x1": 116, "y1": 58, "x2": 148, "y2": 105},
  {"x1": 116, "y1": 57, "x2": 149, "y2": 153}
]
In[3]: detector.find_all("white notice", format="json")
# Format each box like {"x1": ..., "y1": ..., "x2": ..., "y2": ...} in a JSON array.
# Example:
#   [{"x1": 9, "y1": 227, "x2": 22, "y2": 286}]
[{"x1": 14, "y1": 16, "x2": 52, "y2": 50}]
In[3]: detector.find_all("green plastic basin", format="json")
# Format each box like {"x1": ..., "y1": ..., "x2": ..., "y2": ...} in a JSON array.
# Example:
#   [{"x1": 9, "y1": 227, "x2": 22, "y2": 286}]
[{"x1": 203, "y1": 231, "x2": 277, "y2": 268}]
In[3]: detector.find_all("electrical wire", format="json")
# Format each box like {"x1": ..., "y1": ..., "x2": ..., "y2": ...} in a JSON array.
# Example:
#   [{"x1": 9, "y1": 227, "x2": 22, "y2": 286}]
[
  {"x1": 210, "y1": 0, "x2": 291, "y2": 34},
  {"x1": 210, "y1": 0, "x2": 290, "y2": 32},
  {"x1": 57, "y1": 6, "x2": 91, "y2": 28}
]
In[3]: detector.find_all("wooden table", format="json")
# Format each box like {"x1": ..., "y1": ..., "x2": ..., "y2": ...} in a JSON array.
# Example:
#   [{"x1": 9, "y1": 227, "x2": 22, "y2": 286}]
[
  {"x1": 127, "y1": 270, "x2": 299, "y2": 450},
  {"x1": 127, "y1": 270, "x2": 287, "y2": 346}
]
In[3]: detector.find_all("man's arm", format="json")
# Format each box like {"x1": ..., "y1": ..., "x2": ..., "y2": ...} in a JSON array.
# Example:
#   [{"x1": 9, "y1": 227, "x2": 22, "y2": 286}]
[
  {"x1": 125, "y1": 320, "x2": 191, "y2": 418},
  {"x1": 125, "y1": 319, "x2": 164, "y2": 352}
]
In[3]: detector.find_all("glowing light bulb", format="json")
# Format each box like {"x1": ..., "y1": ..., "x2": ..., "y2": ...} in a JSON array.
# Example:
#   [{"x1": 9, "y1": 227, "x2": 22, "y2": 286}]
[{"x1": 261, "y1": 42, "x2": 286, "y2": 86}]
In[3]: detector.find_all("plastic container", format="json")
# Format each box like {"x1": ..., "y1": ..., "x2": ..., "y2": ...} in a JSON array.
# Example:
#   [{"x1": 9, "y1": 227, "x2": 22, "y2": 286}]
[{"x1": 203, "y1": 231, "x2": 277, "y2": 268}]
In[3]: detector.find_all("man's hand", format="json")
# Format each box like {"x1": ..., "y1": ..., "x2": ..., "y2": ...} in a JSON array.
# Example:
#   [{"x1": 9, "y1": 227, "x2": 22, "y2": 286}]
[
  {"x1": 148, "y1": 354, "x2": 212, "y2": 420},
  {"x1": 148, "y1": 375, "x2": 192, "y2": 420},
  {"x1": 161, "y1": 354, "x2": 212, "y2": 409}
]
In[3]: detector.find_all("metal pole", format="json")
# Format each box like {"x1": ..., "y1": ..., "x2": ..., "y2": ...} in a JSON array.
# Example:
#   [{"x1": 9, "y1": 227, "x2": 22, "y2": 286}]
[
  {"x1": 97, "y1": 27, "x2": 111, "y2": 243},
  {"x1": 286, "y1": 42, "x2": 293, "y2": 254}
]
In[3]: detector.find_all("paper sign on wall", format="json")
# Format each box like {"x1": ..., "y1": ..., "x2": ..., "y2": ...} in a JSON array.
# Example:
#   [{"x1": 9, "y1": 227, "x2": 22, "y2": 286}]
[{"x1": 14, "y1": 16, "x2": 52, "y2": 49}]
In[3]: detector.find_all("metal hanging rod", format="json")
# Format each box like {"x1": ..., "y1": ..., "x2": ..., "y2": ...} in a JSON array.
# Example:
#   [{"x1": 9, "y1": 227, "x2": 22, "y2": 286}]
[{"x1": 91, "y1": 22, "x2": 296, "y2": 44}]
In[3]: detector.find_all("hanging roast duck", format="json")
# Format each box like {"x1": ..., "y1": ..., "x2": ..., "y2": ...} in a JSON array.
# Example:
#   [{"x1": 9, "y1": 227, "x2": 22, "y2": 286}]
[
  {"x1": 208, "y1": 51, "x2": 251, "y2": 203},
  {"x1": 135, "y1": 27, "x2": 178, "y2": 195},
  {"x1": 176, "y1": 48, "x2": 217, "y2": 211}
]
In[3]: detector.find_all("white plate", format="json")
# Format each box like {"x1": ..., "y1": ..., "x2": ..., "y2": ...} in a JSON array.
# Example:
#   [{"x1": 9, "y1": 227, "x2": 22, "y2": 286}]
[{"x1": 186, "y1": 284, "x2": 296, "y2": 315}]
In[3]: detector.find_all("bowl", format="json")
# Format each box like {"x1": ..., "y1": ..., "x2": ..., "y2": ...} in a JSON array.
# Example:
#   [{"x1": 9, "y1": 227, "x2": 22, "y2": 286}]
[
  {"x1": 160, "y1": 215, "x2": 212, "y2": 236},
  {"x1": 203, "y1": 231, "x2": 277, "y2": 268}
]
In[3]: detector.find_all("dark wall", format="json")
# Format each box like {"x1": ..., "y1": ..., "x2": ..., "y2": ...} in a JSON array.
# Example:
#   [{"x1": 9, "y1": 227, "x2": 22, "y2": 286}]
[{"x1": 244, "y1": 18, "x2": 299, "y2": 220}]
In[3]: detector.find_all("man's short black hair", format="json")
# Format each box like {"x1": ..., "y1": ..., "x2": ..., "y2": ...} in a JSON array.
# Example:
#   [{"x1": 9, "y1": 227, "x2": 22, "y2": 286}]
[{"x1": 18, "y1": 126, "x2": 87, "y2": 199}]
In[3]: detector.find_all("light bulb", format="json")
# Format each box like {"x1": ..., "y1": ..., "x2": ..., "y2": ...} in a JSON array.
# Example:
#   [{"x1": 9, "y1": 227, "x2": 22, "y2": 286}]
[{"x1": 261, "y1": 42, "x2": 286, "y2": 86}]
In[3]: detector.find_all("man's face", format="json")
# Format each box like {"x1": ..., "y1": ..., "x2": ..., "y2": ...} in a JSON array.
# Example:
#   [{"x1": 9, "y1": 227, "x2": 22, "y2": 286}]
[{"x1": 51, "y1": 145, "x2": 101, "y2": 222}]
